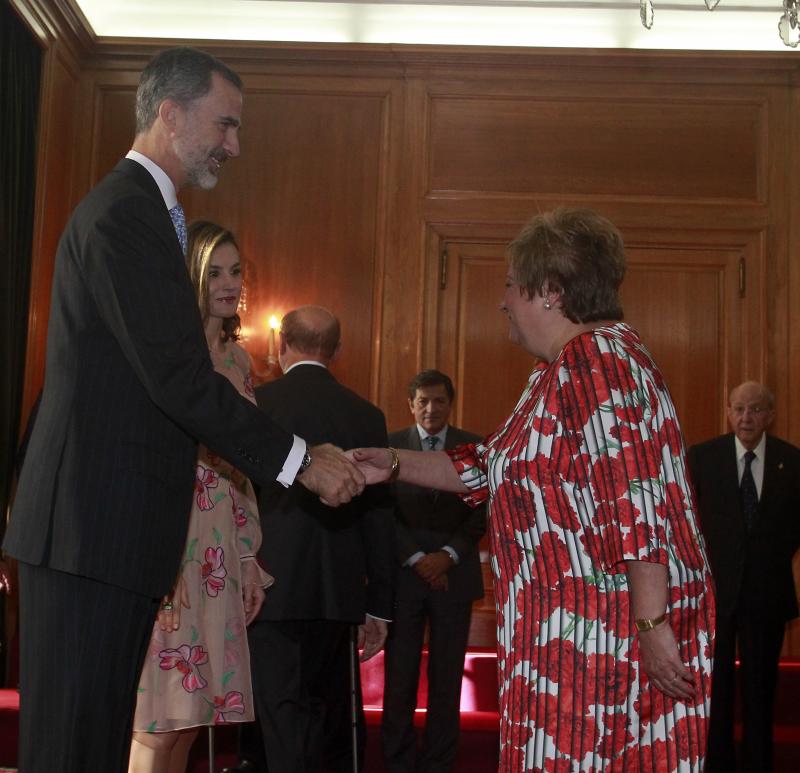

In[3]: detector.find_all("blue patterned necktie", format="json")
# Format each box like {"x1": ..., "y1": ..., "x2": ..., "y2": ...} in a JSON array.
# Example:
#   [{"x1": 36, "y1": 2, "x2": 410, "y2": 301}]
[
  {"x1": 169, "y1": 203, "x2": 187, "y2": 255},
  {"x1": 740, "y1": 450, "x2": 759, "y2": 532},
  {"x1": 425, "y1": 435, "x2": 439, "y2": 451}
]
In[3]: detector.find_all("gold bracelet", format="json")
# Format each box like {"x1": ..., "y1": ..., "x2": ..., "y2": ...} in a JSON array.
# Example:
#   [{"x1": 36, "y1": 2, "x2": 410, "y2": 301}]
[
  {"x1": 634, "y1": 612, "x2": 668, "y2": 632},
  {"x1": 387, "y1": 447, "x2": 400, "y2": 483}
]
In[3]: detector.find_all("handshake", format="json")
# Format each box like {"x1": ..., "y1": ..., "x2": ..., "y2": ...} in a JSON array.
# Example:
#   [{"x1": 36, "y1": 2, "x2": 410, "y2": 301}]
[{"x1": 296, "y1": 444, "x2": 395, "y2": 506}]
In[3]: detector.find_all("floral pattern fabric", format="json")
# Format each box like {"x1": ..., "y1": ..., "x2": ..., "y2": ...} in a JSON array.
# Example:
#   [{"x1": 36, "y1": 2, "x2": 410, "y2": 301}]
[
  {"x1": 450, "y1": 323, "x2": 715, "y2": 772},
  {"x1": 133, "y1": 342, "x2": 271, "y2": 732}
]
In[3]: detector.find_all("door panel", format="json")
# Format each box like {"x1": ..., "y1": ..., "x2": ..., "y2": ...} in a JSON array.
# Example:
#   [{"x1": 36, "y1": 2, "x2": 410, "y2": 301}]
[{"x1": 433, "y1": 230, "x2": 764, "y2": 447}]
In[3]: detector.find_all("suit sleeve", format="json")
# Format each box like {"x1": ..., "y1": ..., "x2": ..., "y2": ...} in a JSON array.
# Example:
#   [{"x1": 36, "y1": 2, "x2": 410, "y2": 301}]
[
  {"x1": 84, "y1": 193, "x2": 293, "y2": 486},
  {"x1": 360, "y1": 411, "x2": 396, "y2": 620},
  {"x1": 445, "y1": 500, "x2": 487, "y2": 559},
  {"x1": 393, "y1": 513, "x2": 422, "y2": 564}
]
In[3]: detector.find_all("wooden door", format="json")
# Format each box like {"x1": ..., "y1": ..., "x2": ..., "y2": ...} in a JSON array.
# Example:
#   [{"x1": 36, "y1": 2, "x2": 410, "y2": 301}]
[{"x1": 430, "y1": 226, "x2": 764, "y2": 445}]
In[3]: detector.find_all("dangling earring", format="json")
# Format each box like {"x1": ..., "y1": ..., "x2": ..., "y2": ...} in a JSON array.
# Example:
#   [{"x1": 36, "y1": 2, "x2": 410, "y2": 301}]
[{"x1": 543, "y1": 299, "x2": 552, "y2": 310}]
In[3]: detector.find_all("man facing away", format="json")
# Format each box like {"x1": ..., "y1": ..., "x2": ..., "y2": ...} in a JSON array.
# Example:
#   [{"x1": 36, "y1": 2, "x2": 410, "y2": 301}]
[
  {"x1": 688, "y1": 381, "x2": 800, "y2": 773},
  {"x1": 2, "y1": 48, "x2": 362, "y2": 773},
  {"x1": 382, "y1": 369, "x2": 486, "y2": 773},
  {"x1": 241, "y1": 305, "x2": 396, "y2": 772}
]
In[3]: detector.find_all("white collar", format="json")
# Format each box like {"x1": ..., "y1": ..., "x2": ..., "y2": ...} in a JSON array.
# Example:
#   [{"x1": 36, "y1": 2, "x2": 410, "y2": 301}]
[
  {"x1": 284, "y1": 360, "x2": 327, "y2": 374},
  {"x1": 734, "y1": 432, "x2": 766, "y2": 461},
  {"x1": 416, "y1": 424, "x2": 448, "y2": 447},
  {"x1": 125, "y1": 150, "x2": 178, "y2": 210}
]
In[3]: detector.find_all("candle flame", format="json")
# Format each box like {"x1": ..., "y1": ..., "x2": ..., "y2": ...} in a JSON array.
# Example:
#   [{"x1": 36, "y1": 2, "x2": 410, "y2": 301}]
[{"x1": 268, "y1": 315, "x2": 281, "y2": 331}]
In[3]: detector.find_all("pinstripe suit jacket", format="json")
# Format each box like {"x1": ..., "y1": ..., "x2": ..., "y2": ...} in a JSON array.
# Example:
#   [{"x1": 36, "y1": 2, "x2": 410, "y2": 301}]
[{"x1": 4, "y1": 158, "x2": 293, "y2": 598}]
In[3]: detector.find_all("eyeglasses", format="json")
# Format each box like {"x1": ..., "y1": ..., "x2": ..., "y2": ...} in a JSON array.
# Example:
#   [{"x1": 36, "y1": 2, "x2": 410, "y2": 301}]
[{"x1": 730, "y1": 404, "x2": 768, "y2": 416}]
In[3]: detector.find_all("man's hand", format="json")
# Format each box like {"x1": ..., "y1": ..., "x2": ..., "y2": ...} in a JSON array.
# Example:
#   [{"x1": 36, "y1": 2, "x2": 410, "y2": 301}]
[
  {"x1": 298, "y1": 443, "x2": 365, "y2": 506},
  {"x1": 637, "y1": 621, "x2": 697, "y2": 700},
  {"x1": 156, "y1": 574, "x2": 190, "y2": 633},
  {"x1": 429, "y1": 575, "x2": 449, "y2": 592},
  {"x1": 345, "y1": 447, "x2": 393, "y2": 485},
  {"x1": 358, "y1": 617, "x2": 388, "y2": 662},
  {"x1": 0, "y1": 560, "x2": 12, "y2": 594},
  {"x1": 241, "y1": 560, "x2": 267, "y2": 626},
  {"x1": 414, "y1": 551, "x2": 453, "y2": 584}
]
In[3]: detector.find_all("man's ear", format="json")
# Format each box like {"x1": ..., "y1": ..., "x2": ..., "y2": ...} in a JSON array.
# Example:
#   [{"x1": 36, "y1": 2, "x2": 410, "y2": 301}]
[
  {"x1": 329, "y1": 342, "x2": 342, "y2": 363},
  {"x1": 158, "y1": 99, "x2": 181, "y2": 133},
  {"x1": 279, "y1": 332, "x2": 288, "y2": 356}
]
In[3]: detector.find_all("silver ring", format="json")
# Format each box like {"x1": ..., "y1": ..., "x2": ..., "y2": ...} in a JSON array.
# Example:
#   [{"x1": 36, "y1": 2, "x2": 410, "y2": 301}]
[{"x1": 161, "y1": 601, "x2": 174, "y2": 611}]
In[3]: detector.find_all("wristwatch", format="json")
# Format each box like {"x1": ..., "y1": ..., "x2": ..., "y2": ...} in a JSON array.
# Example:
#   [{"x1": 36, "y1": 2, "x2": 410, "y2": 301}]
[{"x1": 299, "y1": 450, "x2": 312, "y2": 474}]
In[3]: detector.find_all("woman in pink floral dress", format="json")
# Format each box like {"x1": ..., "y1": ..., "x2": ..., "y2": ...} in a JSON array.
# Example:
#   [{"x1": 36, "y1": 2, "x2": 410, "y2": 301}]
[
  {"x1": 129, "y1": 222, "x2": 272, "y2": 773},
  {"x1": 352, "y1": 209, "x2": 715, "y2": 772}
]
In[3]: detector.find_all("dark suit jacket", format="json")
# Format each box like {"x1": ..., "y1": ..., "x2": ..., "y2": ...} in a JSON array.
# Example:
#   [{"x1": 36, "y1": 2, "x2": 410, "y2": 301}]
[
  {"x1": 390, "y1": 425, "x2": 486, "y2": 602},
  {"x1": 254, "y1": 364, "x2": 395, "y2": 623},
  {"x1": 4, "y1": 158, "x2": 294, "y2": 598},
  {"x1": 687, "y1": 432, "x2": 800, "y2": 621}
]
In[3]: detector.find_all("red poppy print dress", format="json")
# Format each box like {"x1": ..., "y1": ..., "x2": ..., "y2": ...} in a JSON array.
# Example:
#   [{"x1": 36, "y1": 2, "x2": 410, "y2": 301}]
[
  {"x1": 133, "y1": 342, "x2": 272, "y2": 732},
  {"x1": 449, "y1": 323, "x2": 715, "y2": 772}
]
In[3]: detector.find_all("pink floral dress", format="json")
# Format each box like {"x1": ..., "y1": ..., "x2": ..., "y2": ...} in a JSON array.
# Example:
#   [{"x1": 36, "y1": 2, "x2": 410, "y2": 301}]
[
  {"x1": 133, "y1": 342, "x2": 272, "y2": 732},
  {"x1": 450, "y1": 323, "x2": 715, "y2": 772}
]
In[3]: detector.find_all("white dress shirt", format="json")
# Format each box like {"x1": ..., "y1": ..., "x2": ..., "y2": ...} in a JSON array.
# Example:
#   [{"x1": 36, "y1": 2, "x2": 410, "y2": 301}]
[{"x1": 734, "y1": 432, "x2": 766, "y2": 499}]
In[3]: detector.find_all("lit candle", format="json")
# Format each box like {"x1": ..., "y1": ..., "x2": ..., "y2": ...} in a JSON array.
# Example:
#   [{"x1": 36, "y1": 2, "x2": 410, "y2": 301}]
[{"x1": 268, "y1": 314, "x2": 280, "y2": 359}]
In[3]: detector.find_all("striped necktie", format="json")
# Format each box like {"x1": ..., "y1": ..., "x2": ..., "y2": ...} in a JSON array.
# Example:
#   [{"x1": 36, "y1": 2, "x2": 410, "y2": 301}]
[
  {"x1": 168, "y1": 203, "x2": 187, "y2": 255},
  {"x1": 425, "y1": 435, "x2": 439, "y2": 451}
]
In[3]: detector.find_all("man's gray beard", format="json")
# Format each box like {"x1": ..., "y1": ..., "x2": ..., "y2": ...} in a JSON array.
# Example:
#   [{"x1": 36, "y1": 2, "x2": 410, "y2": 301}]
[{"x1": 188, "y1": 166, "x2": 219, "y2": 191}]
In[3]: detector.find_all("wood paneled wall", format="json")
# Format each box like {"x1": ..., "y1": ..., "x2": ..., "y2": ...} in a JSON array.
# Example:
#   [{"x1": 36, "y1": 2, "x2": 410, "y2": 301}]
[{"x1": 11, "y1": 2, "x2": 800, "y2": 651}]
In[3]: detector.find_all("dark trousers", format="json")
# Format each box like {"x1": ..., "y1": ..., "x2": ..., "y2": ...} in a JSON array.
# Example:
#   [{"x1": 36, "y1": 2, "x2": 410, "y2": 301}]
[
  {"x1": 706, "y1": 604, "x2": 786, "y2": 773},
  {"x1": 381, "y1": 585, "x2": 472, "y2": 773},
  {"x1": 17, "y1": 562, "x2": 159, "y2": 773},
  {"x1": 247, "y1": 619, "x2": 366, "y2": 773}
]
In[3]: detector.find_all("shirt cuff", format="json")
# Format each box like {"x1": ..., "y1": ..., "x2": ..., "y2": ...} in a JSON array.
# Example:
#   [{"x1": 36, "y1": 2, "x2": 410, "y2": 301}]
[
  {"x1": 442, "y1": 545, "x2": 459, "y2": 564},
  {"x1": 405, "y1": 551, "x2": 425, "y2": 567},
  {"x1": 276, "y1": 435, "x2": 306, "y2": 486},
  {"x1": 366, "y1": 612, "x2": 392, "y2": 623}
]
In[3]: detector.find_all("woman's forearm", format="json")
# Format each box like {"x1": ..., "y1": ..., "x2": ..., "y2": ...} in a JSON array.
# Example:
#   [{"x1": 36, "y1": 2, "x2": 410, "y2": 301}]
[
  {"x1": 625, "y1": 560, "x2": 669, "y2": 620},
  {"x1": 395, "y1": 448, "x2": 470, "y2": 493}
]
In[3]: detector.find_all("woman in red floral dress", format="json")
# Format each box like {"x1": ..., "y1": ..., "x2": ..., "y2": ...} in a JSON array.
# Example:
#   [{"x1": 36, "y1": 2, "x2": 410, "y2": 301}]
[{"x1": 352, "y1": 208, "x2": 715, "y2": 772}]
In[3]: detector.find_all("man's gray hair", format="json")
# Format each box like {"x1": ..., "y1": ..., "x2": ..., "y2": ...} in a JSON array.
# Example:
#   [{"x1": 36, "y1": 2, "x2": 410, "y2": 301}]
[{"x1": 135, "y1": 47, "x2": 242, "y2": 135}]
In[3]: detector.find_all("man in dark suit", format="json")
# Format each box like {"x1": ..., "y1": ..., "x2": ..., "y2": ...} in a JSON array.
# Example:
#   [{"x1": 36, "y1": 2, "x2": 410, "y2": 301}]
[
  {"x1": 382, "y1": 369, "x2": 486, "y2": 773},
  {"x1": 687, "y1": 380, "x2": 800, "y2": 773},
  {"x1": 1, "y1": 49, "x2": 362, "y2": 773},
  {"x1": 241, "y1": 305, "x2": 395, "y2": 772}
]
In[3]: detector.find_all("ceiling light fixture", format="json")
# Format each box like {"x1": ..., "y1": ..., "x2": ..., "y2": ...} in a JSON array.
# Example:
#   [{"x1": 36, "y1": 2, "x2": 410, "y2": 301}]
[{"x1": 640, "y1": 1, "x2": 796, "y2": 49}]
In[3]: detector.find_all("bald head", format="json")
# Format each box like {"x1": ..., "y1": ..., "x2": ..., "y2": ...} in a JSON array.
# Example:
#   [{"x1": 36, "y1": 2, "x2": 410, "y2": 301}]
[
  {"x1": 279, "y1": 305, "x2": 341, "y2": 368},
  {"x1": 727, "y1": 381, "x2": 775, "y2": 450}
]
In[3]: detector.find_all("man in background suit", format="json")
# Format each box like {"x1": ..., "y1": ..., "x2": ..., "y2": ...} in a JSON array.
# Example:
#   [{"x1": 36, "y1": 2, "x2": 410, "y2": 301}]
[
  {"x1": 243, "y1": 305, "x2": 395, "y2": 772},
  {"x1": 2, "y1": 49, "x2": 362, "y2": 773},
  {"x1": 382, "y1": 369, "x2": 486, "y2": 773},
  {"x1": 688, "y1": 381, "x2": 800, "y2": 773}
]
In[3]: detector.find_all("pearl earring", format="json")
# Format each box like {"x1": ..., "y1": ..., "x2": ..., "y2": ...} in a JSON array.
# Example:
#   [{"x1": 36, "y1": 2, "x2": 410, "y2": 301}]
[{"x1": 543, "y1": 300, "x2": 552, "y2": 310}]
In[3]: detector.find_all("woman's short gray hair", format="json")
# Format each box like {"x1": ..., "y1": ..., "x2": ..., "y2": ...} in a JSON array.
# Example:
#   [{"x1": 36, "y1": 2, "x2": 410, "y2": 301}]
[{"x1": 507, "y1": 208, "x2": 626, "y2": 324}]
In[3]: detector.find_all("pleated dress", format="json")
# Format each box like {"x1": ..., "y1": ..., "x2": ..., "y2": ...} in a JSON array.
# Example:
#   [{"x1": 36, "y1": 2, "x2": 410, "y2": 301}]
[{"x1": 450, "y1": 322, "x2": 715, "y2": 772}]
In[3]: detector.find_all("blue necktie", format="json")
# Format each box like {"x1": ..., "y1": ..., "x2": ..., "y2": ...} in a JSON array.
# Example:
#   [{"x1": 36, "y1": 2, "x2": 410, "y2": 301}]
[
  {"x1": 425, "y1": 435, "x2": 439, "y2": 451},
  {"x1": 169, "y1": 203, "x2": 187, "y2": 255},
  {"x1": 740, "y1": 450, "x2": 759, "y2": 532}
]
